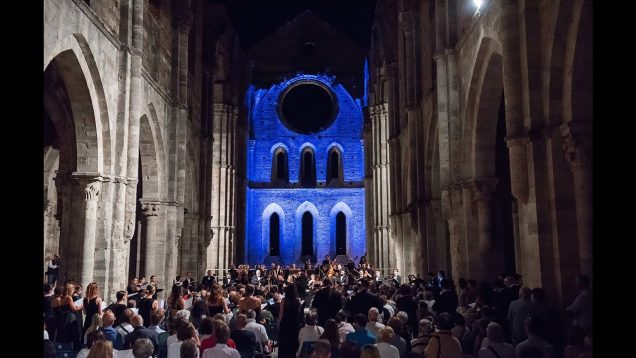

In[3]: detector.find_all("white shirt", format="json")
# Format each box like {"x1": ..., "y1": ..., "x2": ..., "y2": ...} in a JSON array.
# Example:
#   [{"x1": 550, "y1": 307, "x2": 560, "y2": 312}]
[
  {"x1": 76, "y1": 348, "x2": 90, "y2": 358},
  {"x1": 337, "y1": 321, "x2": 355, "y2": 343},
  {"x1": 167, "y1": 341, "x2": 183, "y2": 358},
  {"x1": 116, "y1": 323, "x2": 134, "y2": 341},
  {"x1": 365, "y1": 321, "x2": 385, "y2": 338},
  {"x1": 376, "y1": 342, "x2": 400, "y2": 358},
  {"x1": 114, "y1": 349, "x2": 135, "y2": 358},
  {"x1": 203, "y1": 343, "x2": 241, "y2": 358},
  {"x1": 166, "y1": 333, "x2": 179, "y2": 349},
  {"x1": 297, "y1": 325, "x2": 324, "y2": 356},
  {"x1": 43, "y1": 330, "x2": 48, "y2": 340},
  {"x1": 245, "y1": 319, "x2": 269, "y2": 343}
]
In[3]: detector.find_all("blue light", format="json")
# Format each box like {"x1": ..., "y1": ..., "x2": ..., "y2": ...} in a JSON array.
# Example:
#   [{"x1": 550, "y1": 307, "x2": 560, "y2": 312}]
[
  {"x1": 363, "y1": 58, "x2": 369, "y2": 107},
  {"x1": 245, "y1": 73, "x2": 366, "y2": 265}
]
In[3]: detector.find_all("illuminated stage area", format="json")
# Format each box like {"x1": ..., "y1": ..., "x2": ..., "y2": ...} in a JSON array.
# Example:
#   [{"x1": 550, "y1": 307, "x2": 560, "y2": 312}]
[{"x1": 246, "y1": 74, "x2": 365, "y2": 265}]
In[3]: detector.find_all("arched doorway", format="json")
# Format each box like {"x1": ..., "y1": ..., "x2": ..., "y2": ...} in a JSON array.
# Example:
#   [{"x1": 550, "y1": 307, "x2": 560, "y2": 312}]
[
  {"x1": 336, "y1": 212, "x2": 346, "y2": 255},
  {"x1": 301, "y1": 212, "x2": 314, "y2": 256},
  {"x1": 270, "y1": 213, "x2": 281, "y2": 256}
]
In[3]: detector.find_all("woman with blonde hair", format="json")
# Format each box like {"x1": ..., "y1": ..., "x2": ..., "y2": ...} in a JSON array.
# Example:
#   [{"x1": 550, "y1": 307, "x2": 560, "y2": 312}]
[
  {"x1": 57, "y1": 282, "x2": 84, "y2": 349},
  {"x1": 86, "y1": 339, "x2": 113, "y2": 358},
  {"x1": 83, "y1": 313, "x2": 103, "y2": 347},
  {"x1": 83, "y1": 283, "x2": 103, "y2": 335},
  {"x1": 375, "y1": 327, "x2": 399, "y2": 358}
]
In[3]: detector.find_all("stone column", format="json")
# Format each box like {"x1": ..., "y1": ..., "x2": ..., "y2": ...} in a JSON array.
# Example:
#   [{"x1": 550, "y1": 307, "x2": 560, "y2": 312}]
[
  {"x1": 563, "y1": 128, "x2": 592, "y2": 277},
  {"x1": 470, "y1": 178, "x2": 499, "y2": 280},
  {"x1": 370, "y1": 103, "x2": 392, "y2": 274},
  {"x1": 209, "y1": 104, "x2": 237, "y2": 272},
  {"x1": 75, "y1": 174, "x2": 103, "y2": 289},
  {"x1": 140, "y1": 200, "x2": 161, "y2": 278}
]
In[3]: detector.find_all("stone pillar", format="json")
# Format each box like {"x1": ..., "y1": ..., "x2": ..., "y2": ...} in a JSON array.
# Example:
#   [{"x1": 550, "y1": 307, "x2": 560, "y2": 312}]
[
  {"x1": 74, "y1": 174, "x2": 103, "y2": 289},
  {"x1": 470, "y1": 178, "x2": 499, "y2": 280},
  {"x1": 209, "y1": 104, "x2": 237, "y2": 272},
  {"x1": 370, "y1": 103, "x2": 392, "y2": 274},
  {"x1": 140, "y1": 200, "x2": 161, "y2": 277},
  {"x1": 563, "y1": 128, "x2": 592, "y2": 277}
]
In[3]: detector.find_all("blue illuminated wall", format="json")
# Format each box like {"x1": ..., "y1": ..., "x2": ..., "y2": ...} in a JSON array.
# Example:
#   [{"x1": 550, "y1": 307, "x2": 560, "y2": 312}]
[{"x1": 245, "y1": 74, "x2": 366, "y2": 265}]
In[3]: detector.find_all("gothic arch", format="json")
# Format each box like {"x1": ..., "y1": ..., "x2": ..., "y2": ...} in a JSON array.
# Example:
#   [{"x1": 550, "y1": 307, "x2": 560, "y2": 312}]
[
  {"x1": 271, "y1": 145, "x2": 289, "y2": 183},
  {"x1": 299, "y1": 145, "x2": 316, "y2": 186},
  {"x1": 260, "y1": 203, "x2": 285, "y2": 264},
  {"x1": 45, "y1": 33, "x2": 112, "y2": 174},
  {"x1": 294, "y1": 201, "x2": 319, "y2": 261},
  {"x1": 329, "y1": 202, "x2": 354, "y2": 258},
  {"x1": 326, "y1": 143, "x2": 344, "y2": 185},
  {"x1": 464, "y1": 37, "x2": 504, "y2": 178}
]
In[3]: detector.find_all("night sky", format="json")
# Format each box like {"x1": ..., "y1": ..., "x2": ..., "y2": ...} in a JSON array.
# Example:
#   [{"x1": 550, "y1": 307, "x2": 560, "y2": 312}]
[{"x1": 212, "y1": 0, "x2": 377, "y2": 50}]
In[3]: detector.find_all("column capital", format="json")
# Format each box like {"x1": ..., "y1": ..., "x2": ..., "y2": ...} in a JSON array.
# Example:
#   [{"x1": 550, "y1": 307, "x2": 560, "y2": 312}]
[
  {"x1": 140, "y1": 201, "x2": 161, "y2": 218},
  {"x1": 467, "y1": 177, "x2": 499, "y2": 202},
  {"x1": 72, "y1": 173, "x2": 103, "y2": 201}
]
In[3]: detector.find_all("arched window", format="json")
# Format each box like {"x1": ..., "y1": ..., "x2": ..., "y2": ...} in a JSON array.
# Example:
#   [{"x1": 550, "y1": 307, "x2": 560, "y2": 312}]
[
  {"x1": 300, "y1": 148, "x2": 316, "y2": 186},
  {"x1": 302, "y1": 212, "x2": 313, "y2": 256},
  {"x1": 336, "y1": 212, "x2": 346, "y2": 255},
  {"x1": 269, "y1": 213, "x2": 280, "y2": 256},
  {"x1": 327, "y1": 147, "x2": 343, "y2": 185},
  {"x1": 271, "y1": 148, "x2": 288, "y2": 183}
]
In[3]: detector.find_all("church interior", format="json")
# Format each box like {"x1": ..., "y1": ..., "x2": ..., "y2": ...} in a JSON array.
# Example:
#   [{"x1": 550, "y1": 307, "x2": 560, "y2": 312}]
[{"x1": 43, "y1": 0, "x2": 592, "y2": 356}]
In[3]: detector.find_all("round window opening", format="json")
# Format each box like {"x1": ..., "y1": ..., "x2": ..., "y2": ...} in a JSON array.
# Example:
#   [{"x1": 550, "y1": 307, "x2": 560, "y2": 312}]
[{"x1": 279, "y1": 82, "x2": 337, "y2": 134}]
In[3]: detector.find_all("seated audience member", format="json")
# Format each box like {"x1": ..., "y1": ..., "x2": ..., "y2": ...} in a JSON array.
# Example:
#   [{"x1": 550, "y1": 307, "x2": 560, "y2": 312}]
[
  {"x1": 375, "y1": 326, "x2": 399, "y2": 358},
  {"x1": 203, "y1": 322, "x2": 240, "y2": 358},
  {"x1": 514, "y1": 317, "x2": 555, "y2": 358},
  {"x1": 477, "y1": 322, "x2": 514, "y2": 358}
]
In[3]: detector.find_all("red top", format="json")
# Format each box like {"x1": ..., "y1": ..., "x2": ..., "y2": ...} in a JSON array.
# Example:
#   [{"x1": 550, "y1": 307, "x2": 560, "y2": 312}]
[{"x1": 200, "y1": 336, "x2": 237, "y2": 354}]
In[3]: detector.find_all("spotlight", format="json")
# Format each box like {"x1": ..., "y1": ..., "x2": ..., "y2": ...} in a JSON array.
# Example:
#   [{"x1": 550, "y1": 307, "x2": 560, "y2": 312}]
[{"x1": 474, "y1": 0, "x2": 483, "y2": 9}]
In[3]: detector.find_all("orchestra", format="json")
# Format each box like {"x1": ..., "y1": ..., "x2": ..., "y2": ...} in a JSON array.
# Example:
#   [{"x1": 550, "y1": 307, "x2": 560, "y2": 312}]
[{"x1": 210, "y1": 254, "x2": 405, "y2": 290}]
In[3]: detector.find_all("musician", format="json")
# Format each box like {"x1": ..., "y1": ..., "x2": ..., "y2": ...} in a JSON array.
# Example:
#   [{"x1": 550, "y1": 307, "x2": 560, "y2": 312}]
[
  {"x1": 227, "y1": 265, "x2": 237, "y2": 284},
  {"x1": 321, "y1": 255, "x2": 332, "y2": 277},
  {"x1": 304, "y1": 256, "x2": 312, "y2": 272},
  {"x1": 373, "y1": 270, "x2": 383, "y2": 284},
  {"x1": 392, "y1": 269, "x2": 402, "y2": 285},
  {"x1": 336, "y1": 264, "x2": 347, "y2": 284},
  {"x1": 201, "y1": 270, "x2": 216, "y2": 289},
  {"x1": 358, "y1": 252, "x2": 368, "y2": 267},
  {"x1": 45, "y1": 254, "x2": 61, "y2": 285},
  {"x1": 251, "y1": 269, "x2": 264, "y2": 286},
  {"x1": 183, "y1": 271, "x2": 196, "y2": 288}
]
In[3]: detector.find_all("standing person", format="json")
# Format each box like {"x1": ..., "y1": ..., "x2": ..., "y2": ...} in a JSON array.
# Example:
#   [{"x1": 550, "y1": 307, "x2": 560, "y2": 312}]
[
  {"x1": 201, "y1": 270, "x2": 216, "y2": 289},
  {"x1": 566, "y1": 274, "x2": 593, "y2": 335},
  {"x1": 138, "y1": 286, "x2": 159, "y2": 327},
  {"x1": 46, "y1": 254, "x2": 61, "y2": 286},
  {"x1": 278, "y1": 284, "x2": 302, "y2": 358},
  {"x1": 57, "y1": 283, "x2": 84, "y2": 349},
  {"x1": 83, "y1": 283, "x2": 103, "y2": 335}
]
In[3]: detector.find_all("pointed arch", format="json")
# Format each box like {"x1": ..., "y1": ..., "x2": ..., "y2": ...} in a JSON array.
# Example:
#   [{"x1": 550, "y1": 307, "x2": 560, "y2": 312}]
[
  {"x1": 295, "y1": 201, "x2": 319, "y2": 261},
  {"x1": 260, "y1": 203, "x2": 286, "y2": 264},
  {"x1": 463, "y1": 37, "x2": 504, "y2": 178},
  {"x1": 329, "y1": 202, "x2": 354, "y2": 258}
]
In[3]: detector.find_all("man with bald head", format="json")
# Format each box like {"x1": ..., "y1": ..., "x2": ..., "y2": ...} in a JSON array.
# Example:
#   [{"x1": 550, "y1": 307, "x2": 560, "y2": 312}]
[
  {"x1": 99, "y1": 310, "x2": 122, "y2": 349},
  {"x1": 507, "y1": 287, "x2": 540, "y2": 344},
  {"x1": 478, "y1": 322, "x2": 514, "y2": 358},
  {"x1": 124, "y1": 314, "x2": 159, "y2": 355}
]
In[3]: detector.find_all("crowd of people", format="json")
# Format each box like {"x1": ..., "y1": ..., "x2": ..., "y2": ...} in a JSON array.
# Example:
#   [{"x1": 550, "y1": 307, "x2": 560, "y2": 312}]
[{"x1": 42, "y1": 255, "x2": 592, "y2": 358}]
